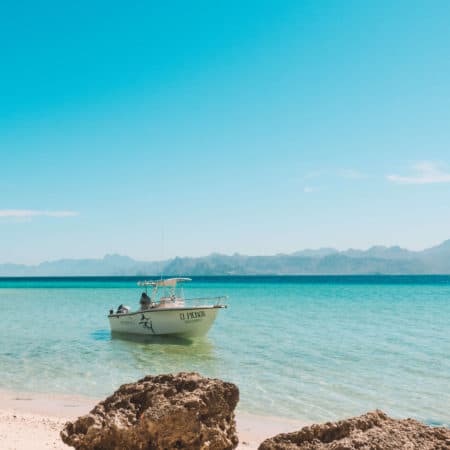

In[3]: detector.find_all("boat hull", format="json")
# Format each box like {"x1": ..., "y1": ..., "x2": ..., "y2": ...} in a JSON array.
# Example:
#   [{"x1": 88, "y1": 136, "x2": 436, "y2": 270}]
[{"x1": 108, "y1": 306, "x2": 220, "y2": 337}]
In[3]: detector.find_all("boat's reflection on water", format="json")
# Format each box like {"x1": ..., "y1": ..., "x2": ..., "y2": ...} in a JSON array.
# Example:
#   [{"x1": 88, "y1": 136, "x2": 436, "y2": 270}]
[
  {"x1": 107, "y1": 331, "x2": 217, "y2": 373},
  {"x1": 110, "y1": 332, "x2": 194, "y2": 346}
]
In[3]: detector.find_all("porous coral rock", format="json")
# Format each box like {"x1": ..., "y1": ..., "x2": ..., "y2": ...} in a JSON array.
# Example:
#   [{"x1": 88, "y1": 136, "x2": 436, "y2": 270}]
[
  {"x1": 258, "y1": 410, "x2": 450, "y2": 450},
  {"x1": 61, "y1": 372, "x2": 239, "y2": 450}
]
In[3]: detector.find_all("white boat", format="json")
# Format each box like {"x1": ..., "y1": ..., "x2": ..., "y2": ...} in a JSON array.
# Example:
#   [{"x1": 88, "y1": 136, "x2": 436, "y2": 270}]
[{"x1": 108, "y1": 278, "x2": 227, "y2": 337}]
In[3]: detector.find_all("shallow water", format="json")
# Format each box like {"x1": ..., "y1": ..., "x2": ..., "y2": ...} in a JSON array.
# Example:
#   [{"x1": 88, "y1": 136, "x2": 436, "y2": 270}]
[{"x1": 0, "y1": 276, "x2": 449, "y2": 425}]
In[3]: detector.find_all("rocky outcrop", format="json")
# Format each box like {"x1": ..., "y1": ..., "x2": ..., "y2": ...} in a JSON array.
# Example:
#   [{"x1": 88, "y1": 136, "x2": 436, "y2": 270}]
[
  {"x1": 258, "y1": 410, "x2": 450, "y2": 449},
  {"x1": 61, "y1": 372, "x2": 239, "y2": 450}
]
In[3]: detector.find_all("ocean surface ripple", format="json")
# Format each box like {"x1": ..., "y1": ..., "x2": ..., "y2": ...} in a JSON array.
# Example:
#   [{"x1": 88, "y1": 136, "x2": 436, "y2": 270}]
[{"x1": 0, "y1": 276, "x2": 449, "y2": 425}]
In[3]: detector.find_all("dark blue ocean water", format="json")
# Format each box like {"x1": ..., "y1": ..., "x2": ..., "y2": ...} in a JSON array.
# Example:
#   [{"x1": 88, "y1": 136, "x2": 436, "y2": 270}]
[{"x1": 0, "y1": 275, "x2": 449, "y2": 425}]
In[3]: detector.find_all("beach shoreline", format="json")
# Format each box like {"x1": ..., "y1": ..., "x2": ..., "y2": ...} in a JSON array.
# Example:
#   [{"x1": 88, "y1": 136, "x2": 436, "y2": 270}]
[{"x1": 0, "y1": 388, "x2": 307, "y2": 450}]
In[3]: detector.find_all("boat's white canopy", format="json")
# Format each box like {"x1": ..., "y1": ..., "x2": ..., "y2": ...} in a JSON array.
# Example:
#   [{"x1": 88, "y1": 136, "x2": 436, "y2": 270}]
[{"x1": 137, "y1": 278, "x2": 192, "y2": 288}]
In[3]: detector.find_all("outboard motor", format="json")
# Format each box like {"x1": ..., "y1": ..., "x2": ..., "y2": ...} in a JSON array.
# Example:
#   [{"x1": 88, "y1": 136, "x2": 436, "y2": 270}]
[{"x1": 116, "y1": 304, "x2": 130, "y2": 314}]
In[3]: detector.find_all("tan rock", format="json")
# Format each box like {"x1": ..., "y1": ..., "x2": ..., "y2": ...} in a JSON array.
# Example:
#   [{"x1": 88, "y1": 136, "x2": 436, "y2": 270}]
[
  {"x1": 258, "y1": 410, "x2": 450, "y2": 450},
  {"x1": 61, "y1": 372, "x2": 239, "y2": 450}
]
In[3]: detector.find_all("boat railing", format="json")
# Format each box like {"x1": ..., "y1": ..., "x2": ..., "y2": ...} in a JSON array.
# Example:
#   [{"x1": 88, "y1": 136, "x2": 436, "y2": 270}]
[{"x1": 184, "y1": 296, "x2": 228, "y2": 307}]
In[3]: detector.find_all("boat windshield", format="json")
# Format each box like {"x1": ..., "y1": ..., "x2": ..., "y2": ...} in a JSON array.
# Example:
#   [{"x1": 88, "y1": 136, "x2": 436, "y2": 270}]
[{"x1": 137, "y1": 278, "x2": 190, "y2": 305}]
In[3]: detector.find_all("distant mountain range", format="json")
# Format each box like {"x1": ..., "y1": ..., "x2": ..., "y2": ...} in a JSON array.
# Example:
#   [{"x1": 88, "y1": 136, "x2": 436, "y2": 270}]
[{"x1": 2, "y1": 240, "x2": 450, "y2": 276}]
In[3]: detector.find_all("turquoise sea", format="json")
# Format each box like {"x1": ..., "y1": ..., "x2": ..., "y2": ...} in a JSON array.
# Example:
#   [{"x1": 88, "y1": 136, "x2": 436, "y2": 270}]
[{"x1": 0, "y1": 276, "x2": 449, "y2": 426}]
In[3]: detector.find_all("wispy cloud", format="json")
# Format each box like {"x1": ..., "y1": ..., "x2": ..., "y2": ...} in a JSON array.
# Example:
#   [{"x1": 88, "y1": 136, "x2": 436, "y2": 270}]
[
  {"x1": 0, "y1": 210, "x2": 79, "y2": 218},
  {"x1": 336, "y1": 169, "x2": 368, "y2": 180},
  {"x1": 302, "y1": 168, "x2": 367, "y2": 193},
  {"x1": 387, "y1": 161, "x2": 450, "y2": 184},
  {"x1": 304, "y1": 168, "x2": 367, "y2": 180},
  {"x1": 304, "y1": 170, "x2": 325, "y2": 180}
]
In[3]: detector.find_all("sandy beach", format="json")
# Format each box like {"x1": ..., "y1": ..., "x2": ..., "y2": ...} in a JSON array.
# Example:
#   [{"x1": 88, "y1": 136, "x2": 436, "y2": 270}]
[{"x1": 0, "y1": 389, "x2": 306, "y2": 450}]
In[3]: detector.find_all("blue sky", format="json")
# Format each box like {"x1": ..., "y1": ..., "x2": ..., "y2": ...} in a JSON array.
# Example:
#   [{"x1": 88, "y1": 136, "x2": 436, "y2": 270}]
[{"x1": 1, "y1": 1, "x2": 450, "y2": 264}]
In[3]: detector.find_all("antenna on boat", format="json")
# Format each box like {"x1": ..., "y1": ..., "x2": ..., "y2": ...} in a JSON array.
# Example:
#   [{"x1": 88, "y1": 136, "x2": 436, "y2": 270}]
[{"x1": 160, "y1": 227, "x2": 165, "y2": 280}]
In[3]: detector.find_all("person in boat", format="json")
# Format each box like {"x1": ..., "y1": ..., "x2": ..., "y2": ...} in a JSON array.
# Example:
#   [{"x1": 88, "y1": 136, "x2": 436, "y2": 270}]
[{"x1": 140, "y1": 292, "x2": 151, "y2": 310}]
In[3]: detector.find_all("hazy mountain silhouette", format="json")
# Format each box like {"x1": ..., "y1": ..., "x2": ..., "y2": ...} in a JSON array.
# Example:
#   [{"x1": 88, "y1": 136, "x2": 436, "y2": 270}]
[{"x1": 1, "y1": 241, "x2": 450, "y2": 276}]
